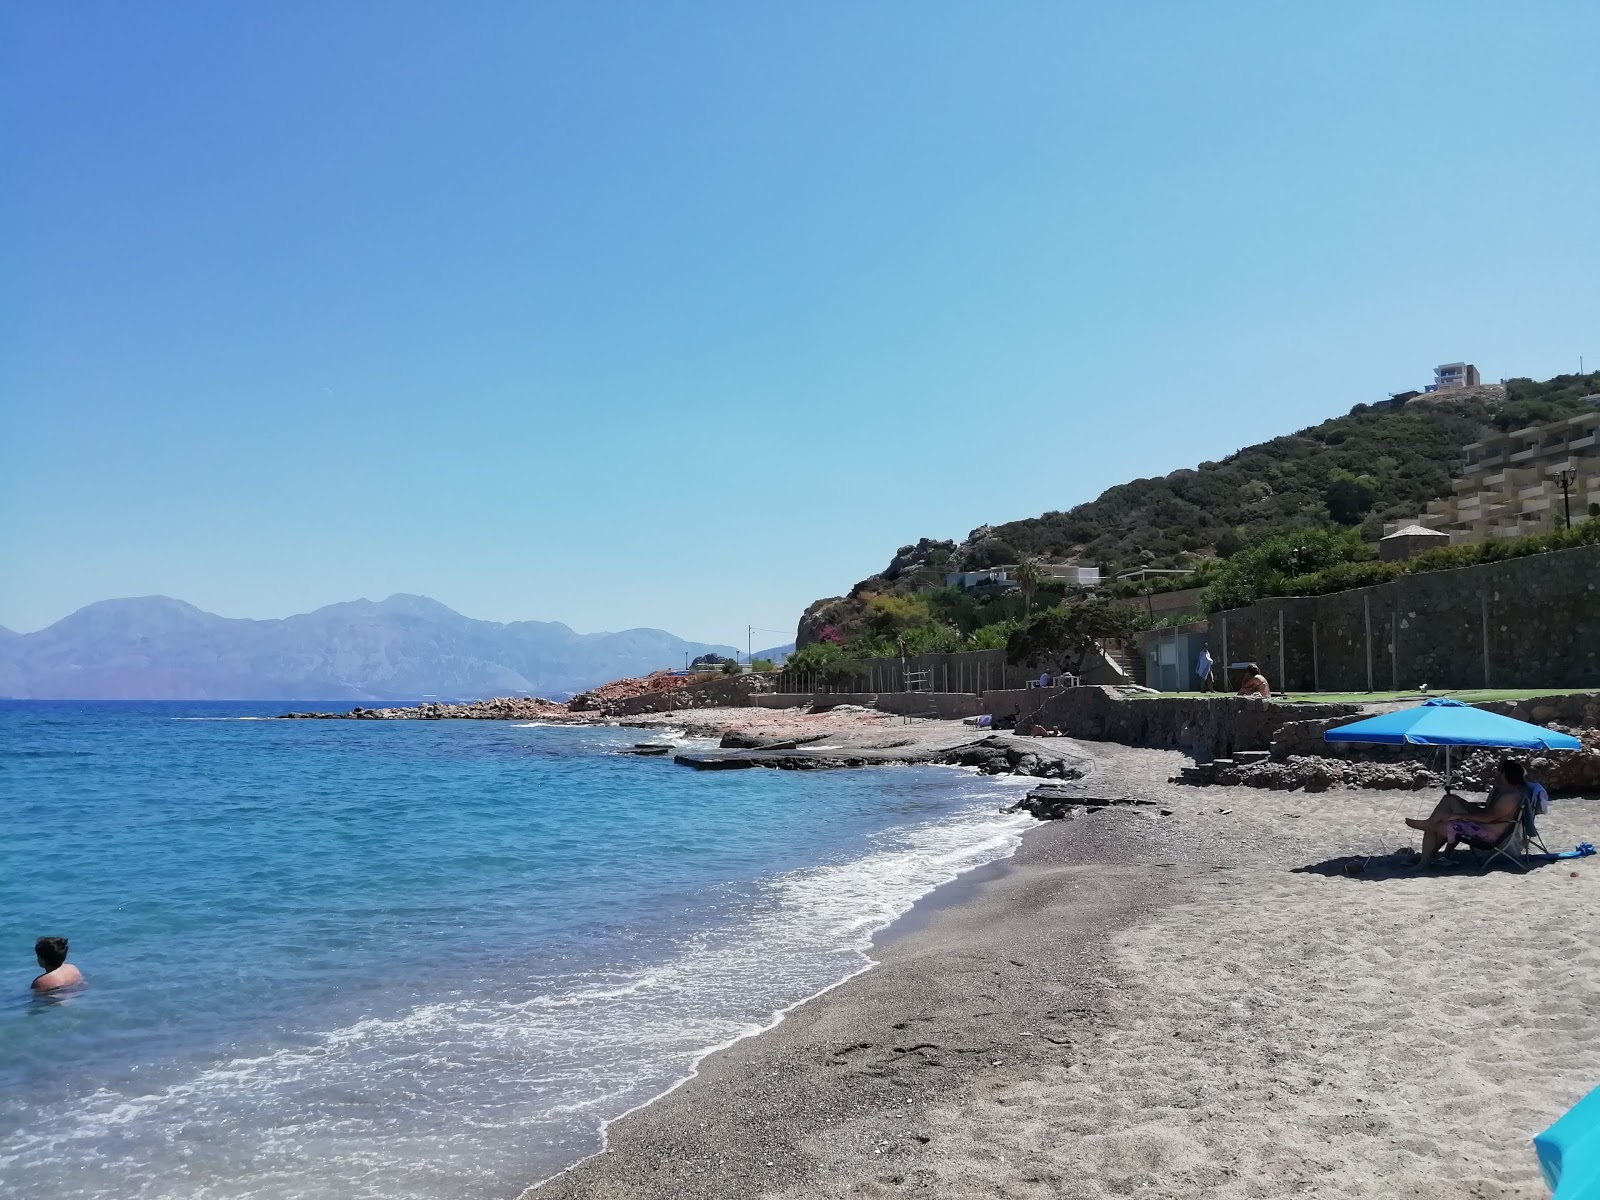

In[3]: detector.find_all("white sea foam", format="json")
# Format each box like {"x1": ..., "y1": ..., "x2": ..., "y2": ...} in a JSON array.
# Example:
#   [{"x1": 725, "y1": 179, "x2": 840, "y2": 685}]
[{"x1": 0, "y1": 776, "x2": 1036, "y2": 1200}]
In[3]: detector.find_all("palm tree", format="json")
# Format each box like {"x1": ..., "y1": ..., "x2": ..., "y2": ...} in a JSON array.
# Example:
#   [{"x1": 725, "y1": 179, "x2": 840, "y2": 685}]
[{"x1": 1013, "y1": 556, "x2": 1044, "y2": 616}]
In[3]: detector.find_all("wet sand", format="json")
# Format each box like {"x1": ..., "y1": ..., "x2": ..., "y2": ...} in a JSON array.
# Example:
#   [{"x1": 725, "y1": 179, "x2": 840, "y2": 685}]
[{"x1": 526, "y1": 733, "x2": 1600, "y2": 1199}]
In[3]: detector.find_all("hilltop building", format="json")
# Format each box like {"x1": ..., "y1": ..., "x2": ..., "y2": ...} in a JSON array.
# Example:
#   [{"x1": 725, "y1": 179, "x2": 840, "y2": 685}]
[
  {"x1": 1430, "y1": 362, "x2": 1481, "y2": 392},
  {"x1": 1385, "y1": 409, "x2": 1600, "y2": 543}
]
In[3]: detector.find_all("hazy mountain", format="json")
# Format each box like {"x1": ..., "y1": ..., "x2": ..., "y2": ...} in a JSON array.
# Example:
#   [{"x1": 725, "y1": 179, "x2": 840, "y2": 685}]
[
  {"x1": 752, "y1": 643, "x2": 794, "y2": 665},
  {"x1": 0, "y1": 594, "x2": 740, "y2": 701}
]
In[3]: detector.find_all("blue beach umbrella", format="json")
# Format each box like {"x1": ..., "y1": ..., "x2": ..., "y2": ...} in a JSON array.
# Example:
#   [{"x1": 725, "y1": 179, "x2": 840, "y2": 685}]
[
  {"x1": 1537, "y1": 1083, "x2": 1600, "y2": 1199},
  {"x1": 1323, "y1": 697, "x2": 1582, "y2": 787}
]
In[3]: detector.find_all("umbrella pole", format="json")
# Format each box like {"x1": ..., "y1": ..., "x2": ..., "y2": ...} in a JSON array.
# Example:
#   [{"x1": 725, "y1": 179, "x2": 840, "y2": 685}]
[{"x1": 1445, "y1": 746, "x2": 1452, "y2": 791}]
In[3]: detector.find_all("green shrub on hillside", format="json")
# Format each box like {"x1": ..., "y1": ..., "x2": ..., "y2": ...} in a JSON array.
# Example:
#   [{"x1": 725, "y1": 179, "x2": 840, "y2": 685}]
[
  {"x1": 1277, "y1": 559, "x2": 1407, "y2": 596},
  {"x1": 1200, "y1": 528, "x2": 1370, "y2": 611},
  {"x1": 965, "y1": 619, "x2": 1020, "y2": 650},
  {"x1": 786, "y1": 642, "x2": 848, "y2": 673},
  {"x1": 1206, "y1": 517, "x2": 1600, "y2": 611},
  {"x1": 968, "y1": 372, "x2": 1599, "y2": 574}
]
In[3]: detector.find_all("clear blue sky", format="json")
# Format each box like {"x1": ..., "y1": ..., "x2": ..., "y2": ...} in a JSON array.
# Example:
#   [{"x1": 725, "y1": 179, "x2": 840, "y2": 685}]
[{"x1": 4, "y1": 3, "x2": 1596, "y2": 644}]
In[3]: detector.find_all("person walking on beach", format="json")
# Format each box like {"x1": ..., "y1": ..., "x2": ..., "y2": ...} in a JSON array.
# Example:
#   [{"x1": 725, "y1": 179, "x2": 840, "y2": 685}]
[
  {"x1": 32, "y1": 937, "x2": 83, "y2": 991},
  {"x1": 1195, "y1": 646, "x2": 1214, "y2": 691}
]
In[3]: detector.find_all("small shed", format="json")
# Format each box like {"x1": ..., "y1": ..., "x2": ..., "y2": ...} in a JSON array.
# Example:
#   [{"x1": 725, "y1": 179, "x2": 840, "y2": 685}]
[
  {"x1": 1379, "y1": 523, "x2": 1451, "y2": 561},
  {"x1": 1137, "y1": 621, "x2": 1210, "y2": 692}
]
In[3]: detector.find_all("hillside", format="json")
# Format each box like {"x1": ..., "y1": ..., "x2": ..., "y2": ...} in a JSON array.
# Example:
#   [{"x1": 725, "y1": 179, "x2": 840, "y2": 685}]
[
  {"x1": 0, "y1": 594, "x2": 738, "y2": 700},
  {"x1": 798, "y1": 371, "x2": 1600, "y2": 646}
]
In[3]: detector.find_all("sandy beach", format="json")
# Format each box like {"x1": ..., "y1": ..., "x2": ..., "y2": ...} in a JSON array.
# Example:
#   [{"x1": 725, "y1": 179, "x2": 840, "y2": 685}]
[{"x1": 528, "y1": 718, "x2": 1600, "y2": 1199}]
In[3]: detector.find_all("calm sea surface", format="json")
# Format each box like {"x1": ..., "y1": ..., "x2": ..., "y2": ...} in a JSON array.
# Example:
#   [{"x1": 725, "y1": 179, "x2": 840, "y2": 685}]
[{"x1": 0, "y1": 701, "x2": 1030, "y2": 1199}]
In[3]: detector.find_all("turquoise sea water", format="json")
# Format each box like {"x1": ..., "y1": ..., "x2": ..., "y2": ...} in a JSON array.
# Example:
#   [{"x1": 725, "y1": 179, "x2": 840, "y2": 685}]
[{"x1": 0, "y1": 701, "x2": 1031, "y2": 1199}]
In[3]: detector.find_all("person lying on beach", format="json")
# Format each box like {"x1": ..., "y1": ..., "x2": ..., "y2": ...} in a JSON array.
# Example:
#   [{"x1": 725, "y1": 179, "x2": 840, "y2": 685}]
[
  {"x1": 32, "y1": 936, "x2": 83, "y2": 992},
  {"x1": 1404, "y1": 760, "x2": 1528, "y2": 868},
  {"x1": 1236, "y1": 664, "x2": 1270, "y2": 699}
]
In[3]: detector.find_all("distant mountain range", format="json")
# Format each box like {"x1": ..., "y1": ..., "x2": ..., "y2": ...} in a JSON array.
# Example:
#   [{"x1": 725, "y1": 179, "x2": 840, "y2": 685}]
[
  {"x1": 0, "y1": 595, "x2": 740, "y2": 701},
  {"x1": 753, "y1": 643, "x2": 794, "y2": 665}
]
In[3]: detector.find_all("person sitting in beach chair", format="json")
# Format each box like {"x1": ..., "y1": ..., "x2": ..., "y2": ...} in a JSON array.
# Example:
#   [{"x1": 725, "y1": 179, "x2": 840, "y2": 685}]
[{"x1": 1404, "y1": 759, "x2": 1529, "y2": 869}]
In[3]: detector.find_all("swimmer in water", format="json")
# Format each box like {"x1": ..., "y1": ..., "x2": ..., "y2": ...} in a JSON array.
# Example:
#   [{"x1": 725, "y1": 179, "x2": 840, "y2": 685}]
[{"x1": 32, "y1": 936, "x2": 83, "y2": 991}]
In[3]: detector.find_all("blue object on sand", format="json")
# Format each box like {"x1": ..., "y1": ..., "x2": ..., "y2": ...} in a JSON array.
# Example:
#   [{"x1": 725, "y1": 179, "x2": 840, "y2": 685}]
[
  {"x1": 1323, "y1": 698, "x2": 1583, "y2": 751},
  {"x1": 1538, "y1": 842, "x2": 1598, "y2": 862},
  {"x1": 1536, "y1": 1083, "x2": 1600, "y2": 1197}
]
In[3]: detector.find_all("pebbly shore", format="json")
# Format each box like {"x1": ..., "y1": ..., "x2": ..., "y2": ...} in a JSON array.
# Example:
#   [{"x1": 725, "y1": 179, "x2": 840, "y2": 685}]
[{"x1": 526, "y1": 734, "x2": 1600, "y2": 1199}]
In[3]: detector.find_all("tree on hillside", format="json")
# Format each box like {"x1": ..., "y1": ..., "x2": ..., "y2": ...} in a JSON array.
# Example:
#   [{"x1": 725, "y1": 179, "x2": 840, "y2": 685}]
[
  {"x1": 1200, "y1": 527, "x2": 1367, "y2": 612},
  {"x1": 1005, "y1": 598, "x2": 1139, "y2": 674},
  {"x1": 1012, "y1": 556, "x2": 1045, "y2": 616}
]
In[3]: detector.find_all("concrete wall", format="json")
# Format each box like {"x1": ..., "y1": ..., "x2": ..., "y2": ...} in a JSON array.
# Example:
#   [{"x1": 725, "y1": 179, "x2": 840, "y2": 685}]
[{"x1": 1208, "y1": 544, "x2": 1600, "y2": 692}]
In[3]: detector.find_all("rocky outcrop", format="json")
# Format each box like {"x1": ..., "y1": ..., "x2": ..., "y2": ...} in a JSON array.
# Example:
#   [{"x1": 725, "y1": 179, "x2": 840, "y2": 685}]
[
  {"x1": 948, "y1": 525, "x2": 1017, "y2": 571},
  {"x1": 795, "y1": 540, "x2": 961, "y2": 648},
  {"x1": 1004, "y1": 785, "x2": 1166, "y2": 821},
  {"x1": 280, "y1": 696, "x2": 574, "y2": 721},
  {"x1": 795, "y1": 596, "x2": 855, "y2": 651},
  {"x1": 936, "y1": 737, "x2": 1085, "y2": 779},
  {"x1": 586, "y1": 672, "x2": 777, "y2": 717},
  {"x1": 880, "y1": 538, "x2": 958, "y2": 584},
  {"x1": 674, "y1": 735, "x2": 1085, "y2": 779},
  {"x1": 1178, "y1": 722, "x2": 1600, "y2": 793}
]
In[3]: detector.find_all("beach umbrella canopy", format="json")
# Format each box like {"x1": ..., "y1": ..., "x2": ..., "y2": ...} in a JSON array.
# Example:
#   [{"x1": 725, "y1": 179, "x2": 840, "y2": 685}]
[
  {"x1": 1323, "y1": 697, "x2": 1582, "y2": 751},
  {"x1": 1536, "y1": 1081, "x2": 1600, "y2": 1198}
]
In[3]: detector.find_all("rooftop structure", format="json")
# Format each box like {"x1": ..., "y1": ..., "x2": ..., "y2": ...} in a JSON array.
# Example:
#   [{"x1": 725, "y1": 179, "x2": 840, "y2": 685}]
[
  {"x1": 1378, "y1": 524, "x2": 1451, "y2": 561},
  {"x1": 1384, "y1": 410, "x2": 1600, "y2": 543},
  {"x1": 1431, "y1": 362, "x2": 1481, "y2": 392}
]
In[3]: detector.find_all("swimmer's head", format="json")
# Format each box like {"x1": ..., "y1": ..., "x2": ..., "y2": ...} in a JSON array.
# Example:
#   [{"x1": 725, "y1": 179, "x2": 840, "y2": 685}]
[{"x1": 35, "y1": 937, "x2": 68, "y2": 972}]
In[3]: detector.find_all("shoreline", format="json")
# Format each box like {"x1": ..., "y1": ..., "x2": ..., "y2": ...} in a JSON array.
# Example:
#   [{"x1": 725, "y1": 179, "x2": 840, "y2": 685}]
[
  {"x1": 527, "y1": 736, "x2": 1600, "y2": 1199},
  {"x1": 522, "y1": 760, "x2": 1044, "y2": 1196}
]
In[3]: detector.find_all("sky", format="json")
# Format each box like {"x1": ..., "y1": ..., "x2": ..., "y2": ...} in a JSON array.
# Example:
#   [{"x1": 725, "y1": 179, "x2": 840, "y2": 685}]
[{"x1": 4, "y1": 2, "x2": 1597, "y2": 645}]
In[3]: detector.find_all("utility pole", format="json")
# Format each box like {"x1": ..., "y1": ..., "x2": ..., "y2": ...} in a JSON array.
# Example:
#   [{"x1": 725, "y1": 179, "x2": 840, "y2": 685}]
[
  {"x1": 748, "y1": 625, "x2": 753, "y2": 667},
  {"x1": 1558, "y1": 467, "x2": 1576, "y2": 529}
]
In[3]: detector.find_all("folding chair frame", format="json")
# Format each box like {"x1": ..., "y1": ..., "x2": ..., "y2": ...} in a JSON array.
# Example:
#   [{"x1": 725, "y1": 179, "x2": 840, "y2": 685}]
[{"x1": 1470, "y1": 789, "x2": 1546, "y2": 874}]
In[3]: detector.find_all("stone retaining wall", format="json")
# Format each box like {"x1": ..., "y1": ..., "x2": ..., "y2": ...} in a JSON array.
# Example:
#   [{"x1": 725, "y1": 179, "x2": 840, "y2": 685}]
[
  {"x1": 1209, "y1": 544, "x2": 1600, "y2": 692},
  {"x1": 1018, "y1": 689, "x2": 1361, "y2": 759}
]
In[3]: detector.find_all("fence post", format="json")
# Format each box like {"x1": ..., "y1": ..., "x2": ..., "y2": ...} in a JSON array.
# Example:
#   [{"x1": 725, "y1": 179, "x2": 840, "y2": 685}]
[
  {"x1": 1364, "y1": 594, "x2": 1374, "y2": 693},
  {"x1": 1221, "y1": 617, "x2": 1228, "y2": 683},
  {"x1": 1481, "y1": 592, "x2": 1491, "y2": 687},
  {"x1": 1390, "y1": 611, "x2": 1398, "y2": 691},
  {"x1": 1277, "y1": 609, "x2": 1286, "y2": 693},
  {"x1": 1312, "y1": 620, "x2": 1320, "y2": 693}
]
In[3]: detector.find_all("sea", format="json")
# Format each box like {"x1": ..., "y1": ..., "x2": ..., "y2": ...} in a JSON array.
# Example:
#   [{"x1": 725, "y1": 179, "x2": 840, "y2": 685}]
[{"x1": 0, "y1": 700, "x2": 1032, "y2": 1200}]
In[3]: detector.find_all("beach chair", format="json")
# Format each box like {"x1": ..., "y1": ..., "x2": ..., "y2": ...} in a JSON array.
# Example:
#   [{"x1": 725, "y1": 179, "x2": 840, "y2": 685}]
[{"x1": 1468, "y1": 788, "x2": 1546, "y2": 874}]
